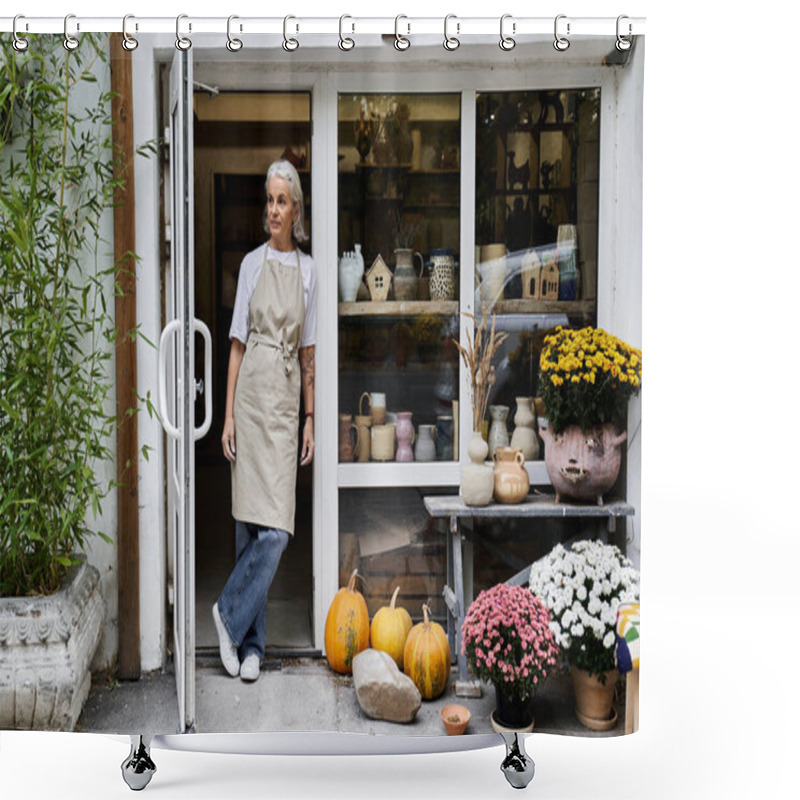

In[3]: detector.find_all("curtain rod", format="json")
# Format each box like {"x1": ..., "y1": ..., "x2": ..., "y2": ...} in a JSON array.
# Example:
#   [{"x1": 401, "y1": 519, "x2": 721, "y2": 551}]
[{"x1": 1, "y1": 15, "x2": 646, "y2": 38}]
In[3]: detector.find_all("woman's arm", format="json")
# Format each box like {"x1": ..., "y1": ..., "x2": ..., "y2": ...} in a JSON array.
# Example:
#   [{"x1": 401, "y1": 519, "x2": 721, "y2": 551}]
[
  {"x1": 299, "y1": 344, "x2": 315, "y2": 466},
  {"x1": 222, "y1": 338, "x2": 246, "y2": 462}
]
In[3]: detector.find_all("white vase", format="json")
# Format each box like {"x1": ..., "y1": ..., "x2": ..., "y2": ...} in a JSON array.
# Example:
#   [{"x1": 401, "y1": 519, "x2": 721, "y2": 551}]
[
  {"x1": 510, "y1": 396, "x2": 539, "y2": 461},
  {"x1": 339, "y1": 247, "x2": 364, "y2": 302},
  {"x1": 415, "y1": 424, "x2": 437, "y2": 462},
  {"x1": 488, "y1": 405, "x2": 510, "y2": 461},
  {"x1": 460, "y1": 431, "x2": 493, "y2": 507}
]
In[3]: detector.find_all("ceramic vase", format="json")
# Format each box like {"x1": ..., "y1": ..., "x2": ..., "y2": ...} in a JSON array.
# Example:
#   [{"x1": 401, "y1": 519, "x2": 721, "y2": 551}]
[
  {"x1": 429, "y1": 248, "x2": 456, "y2": 301},
  {"x1": 338, "y1": 247, "x2": 364, "y2": 302},
  {"x1": 492, "y1": 447, "x2": 530, "y2": 504},
  {"x1": 570, "y1": 667, "x2": 619, "y2": 731},
  {"x1": 460, "y1": 430, "x2": 493, "y2": 507},
  {"x1": 538, "y1": 421, "x2": 627, "y2": 505},
  {"x1": 393, "y1": 249, "x2": 424, "y2": 301},
  {"x1": 415, "y1": 424, "x2": 437, "y2": 462},
  {"x1": 510, "y1": 397, "x2": 539, "y2": 461},
  {"x1": 488, "y1": 405, "x2": 510, "y2": 461},
  {"x1": 395, "y1": 411, "x2": 415, "y2": 462}
]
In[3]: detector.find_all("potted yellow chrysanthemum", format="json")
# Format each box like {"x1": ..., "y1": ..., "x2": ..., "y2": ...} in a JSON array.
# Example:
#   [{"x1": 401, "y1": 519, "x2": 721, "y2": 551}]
[{"x1": 537, "y1": 326, "x2": 642, "y2": 504}]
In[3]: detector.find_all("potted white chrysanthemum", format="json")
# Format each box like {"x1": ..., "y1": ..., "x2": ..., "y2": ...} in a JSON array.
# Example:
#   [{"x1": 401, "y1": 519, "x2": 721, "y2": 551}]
[{"x1": 528, "y1": 540, "x2": 639, "y2": 730}]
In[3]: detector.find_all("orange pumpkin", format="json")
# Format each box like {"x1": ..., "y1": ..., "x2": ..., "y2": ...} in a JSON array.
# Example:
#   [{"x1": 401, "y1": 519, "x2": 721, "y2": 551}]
[
  {"x1": 403, "y1": 603, "x2": 451, "y2": 700},
  {"x1": 324, "y1": 569, "x2": 370, "y2": 674},
  {"x1": 370, "y1": 586, "x2": 413, "y2": 669}
]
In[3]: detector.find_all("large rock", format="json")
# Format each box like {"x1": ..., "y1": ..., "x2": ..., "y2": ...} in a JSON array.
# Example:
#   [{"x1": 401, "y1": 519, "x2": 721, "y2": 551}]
[
  {"x1": 0, "y1": 561, "x2": 105, "y2": 730},
  {"x1": 352, "y1": 648, "x2": 421, "y2": 723}
]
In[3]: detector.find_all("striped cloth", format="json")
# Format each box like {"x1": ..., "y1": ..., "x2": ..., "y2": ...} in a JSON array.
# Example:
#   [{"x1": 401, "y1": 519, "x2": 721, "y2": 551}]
[{"x1": 615, "y1": 602, "x2": 640, "y2": 673}]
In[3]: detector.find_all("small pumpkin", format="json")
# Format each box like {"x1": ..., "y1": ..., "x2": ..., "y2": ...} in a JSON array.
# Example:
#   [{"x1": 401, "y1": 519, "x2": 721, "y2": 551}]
[
  {"x1": 370, "y1": 586, "x2": 413, "y2": 669},
  {"x1": 403, "y1": 603, "x2": 451, "y2": 700},
  {"x1": 324, "y1": 569, "x2": 370, "y2": 674}
]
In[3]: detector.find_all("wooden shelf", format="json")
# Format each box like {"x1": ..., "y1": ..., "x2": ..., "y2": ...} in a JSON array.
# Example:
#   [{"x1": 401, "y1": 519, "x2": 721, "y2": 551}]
[
  {"x1": 339, "y1": 300, "x2": 459, "y2": 317},
  {"x1": 490, "y1": 299, "x2": 595, "y2": 316}
]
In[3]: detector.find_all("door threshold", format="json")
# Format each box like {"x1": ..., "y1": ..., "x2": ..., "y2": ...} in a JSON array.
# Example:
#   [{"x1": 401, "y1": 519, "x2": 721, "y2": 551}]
[{"x1": 196, "y1": 647, "x2": 322, "y2": 663}]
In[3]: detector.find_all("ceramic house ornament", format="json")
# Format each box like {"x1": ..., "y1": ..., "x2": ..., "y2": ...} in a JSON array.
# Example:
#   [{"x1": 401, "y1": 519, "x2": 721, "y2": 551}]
[
  {"x1": 521, "y1": 249, "x2": 542, "y2": 299},
  {"x1": 540, "y1": 257, "x2": 560, "y2": 300},
  {"x1": 366, "y1": 254, "x2": 392, "y2": 302}
]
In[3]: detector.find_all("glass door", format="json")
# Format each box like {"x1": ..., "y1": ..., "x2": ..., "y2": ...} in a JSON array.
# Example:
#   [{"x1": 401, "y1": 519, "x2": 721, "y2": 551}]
[{"x1": 158, "y1": 48, "x2": 212, "y2": 733}]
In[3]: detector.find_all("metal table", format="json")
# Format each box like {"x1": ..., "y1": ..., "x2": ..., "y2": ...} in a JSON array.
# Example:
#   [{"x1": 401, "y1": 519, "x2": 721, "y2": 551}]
[{"x1": 424, "y1": 493, "x2": 635, "y2": 696}]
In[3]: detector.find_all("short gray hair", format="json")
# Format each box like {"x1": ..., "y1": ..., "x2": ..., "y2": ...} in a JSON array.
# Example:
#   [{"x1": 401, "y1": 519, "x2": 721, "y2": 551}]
[{"x1": 263, "y1": 160, "x2": 308, "y2": 244}]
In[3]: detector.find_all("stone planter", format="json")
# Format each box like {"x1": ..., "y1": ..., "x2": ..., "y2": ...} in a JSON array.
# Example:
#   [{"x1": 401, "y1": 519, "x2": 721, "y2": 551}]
[{"x1": 0, "y1": 560, "x2": 105, "y2": 731}]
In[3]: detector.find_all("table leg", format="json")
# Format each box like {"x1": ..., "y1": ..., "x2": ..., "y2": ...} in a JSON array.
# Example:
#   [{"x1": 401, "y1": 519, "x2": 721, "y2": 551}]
[{"x1": 450, "y1": 515, "x2": 481, "y2": 697}]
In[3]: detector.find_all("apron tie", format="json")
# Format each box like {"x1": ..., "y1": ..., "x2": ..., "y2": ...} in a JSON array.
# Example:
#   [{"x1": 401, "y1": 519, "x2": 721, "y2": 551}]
[{"x1": 249, "y1": 332, "x2": 297, "y2": 376}]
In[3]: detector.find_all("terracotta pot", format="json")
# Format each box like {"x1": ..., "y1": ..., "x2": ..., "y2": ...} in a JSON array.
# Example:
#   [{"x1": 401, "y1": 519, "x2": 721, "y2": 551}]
[
  {"x1": 440, "y1": 704, "x2": 471, "y2": 736},
  {"x1": 492, "y1": 446, "x2": 530, "y2": 504},
  {"x1": 570, "y1": 666, "x2": 619, "y2": 731},
  {"x1": 538, "y1": 421, "x2": 627, "y2": 505}
]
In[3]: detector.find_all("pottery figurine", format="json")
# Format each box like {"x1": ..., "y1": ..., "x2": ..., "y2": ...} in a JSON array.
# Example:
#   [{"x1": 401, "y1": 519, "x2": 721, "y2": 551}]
[{"x1": 538, "y1": 421, "x2": 626, "y2": 505}]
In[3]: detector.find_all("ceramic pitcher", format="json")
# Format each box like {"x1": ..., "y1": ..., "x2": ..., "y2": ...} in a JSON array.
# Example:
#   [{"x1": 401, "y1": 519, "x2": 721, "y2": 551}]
[
  {"x1": 393, "y1": 249, "x2": 424, "y2": 301},
  {"x1": 492, "y1": 446, "x2": 530, "y2": 504},
  {"x1": 354, "y1": 414, "x2": 372, "y2": 462},
  {"x1": 338, "y1": 413, "x2": 360, "y2": 463},
  {"x1": 360, "y1": 391, "x2": 386, "y2": 426}
]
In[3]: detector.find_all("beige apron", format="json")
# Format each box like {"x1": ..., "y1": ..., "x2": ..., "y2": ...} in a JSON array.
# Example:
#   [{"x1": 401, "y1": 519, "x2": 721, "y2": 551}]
[{"x1": 231, "y1": 246, "x2": 305, "y2": 535}]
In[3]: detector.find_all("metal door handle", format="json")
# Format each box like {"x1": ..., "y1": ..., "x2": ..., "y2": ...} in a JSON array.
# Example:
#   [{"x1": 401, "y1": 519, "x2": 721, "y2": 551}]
[
  {"x1": 158, "y1": 319, "x2": 182, "y2": 440},
  {"x1": 193, "y1": 317, "x2": 213, "y2": 441}
]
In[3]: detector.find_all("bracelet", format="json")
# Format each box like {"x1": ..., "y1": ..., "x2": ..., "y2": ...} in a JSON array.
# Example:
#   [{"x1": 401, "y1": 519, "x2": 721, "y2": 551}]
[{"x1": 306, "y1": 412, "x2": 314, "y2": 419}]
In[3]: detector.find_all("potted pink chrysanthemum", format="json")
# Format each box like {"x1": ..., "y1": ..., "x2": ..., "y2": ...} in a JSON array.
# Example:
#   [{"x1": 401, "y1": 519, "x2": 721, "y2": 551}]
[{"x1": 461, "y1": 583, "x2": 559, "y2": 731}]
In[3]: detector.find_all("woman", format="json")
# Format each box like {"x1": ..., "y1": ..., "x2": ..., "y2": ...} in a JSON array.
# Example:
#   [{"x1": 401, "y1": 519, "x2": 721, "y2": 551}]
[{"x1": 212, "y1": 160, "x2": 316, "y2": 682}]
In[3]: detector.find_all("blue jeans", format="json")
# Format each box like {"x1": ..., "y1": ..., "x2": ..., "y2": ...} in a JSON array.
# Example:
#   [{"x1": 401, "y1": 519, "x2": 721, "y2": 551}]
[{"x1": 216, "y1": 522, "x2": 289, "y2": 661}]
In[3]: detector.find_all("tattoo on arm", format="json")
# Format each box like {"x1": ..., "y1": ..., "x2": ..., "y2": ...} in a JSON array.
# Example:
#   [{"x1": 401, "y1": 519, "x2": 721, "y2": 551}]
[{"x1": 300, "y1": 347, "x2": 315, "y2": 390}]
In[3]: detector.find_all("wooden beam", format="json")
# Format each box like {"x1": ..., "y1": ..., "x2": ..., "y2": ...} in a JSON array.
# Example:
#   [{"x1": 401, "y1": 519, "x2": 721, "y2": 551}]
[{"x1": 110, "y1": 34, "x2": 141, "y2": 680}]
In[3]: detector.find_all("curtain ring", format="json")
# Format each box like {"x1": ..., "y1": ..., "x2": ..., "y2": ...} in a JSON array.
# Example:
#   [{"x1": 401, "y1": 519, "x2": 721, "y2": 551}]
[
  {"x1": 122, "y1": 15, "x2": 139, "y2": 51},
  {"x1": 394, "y1": 15, "x2": 410, "y2": 51},
  {"x1": 226, "y1": 15, "x2": 243, "y2": 52},
  {"x1": 616, "y1": 15, "x2": 632, "y2": 51},
  {"x1": 12, "y1": 15, "x2": 29, "y2": 52},
  {"x1": 64, "y1": 13, "x2": 79, "y2": 51},
  {"x1": 338, "y1": 14, "x2": 355, "y2": 51},
  {"x1": 443, "y1": 14, "x2": 460, "y2": 51},
  {"x1": 283, "y1": 15, "x2": 299, "y2": 51},
  {"x1": 499, "y1": 14, "x2": 515, "y2": 51},
  {"x1": 175, "y1": 14, "x2": 192, "y2": 51},
  {"x1": 553, "y1": 14, "x2": 570, "y2": 51}
]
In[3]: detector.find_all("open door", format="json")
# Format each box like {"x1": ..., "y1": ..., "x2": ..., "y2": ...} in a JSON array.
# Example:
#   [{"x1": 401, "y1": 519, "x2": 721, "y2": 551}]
[{"x1": 157, "y1": 47, "x2": 212, "y2": 733}]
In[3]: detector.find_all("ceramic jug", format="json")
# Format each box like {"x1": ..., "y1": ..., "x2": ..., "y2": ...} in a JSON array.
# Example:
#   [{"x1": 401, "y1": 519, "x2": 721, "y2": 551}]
[
  {"x1": 354, "y1": 414, "x2": 372, "y2": 462},
  {"x1": 415, "y1": 424, "x2": 437, "y2": 462},
  {"x1": 393, "y1": 249, "x2": 424, "y2": 301},
  {"x1": 339, "y1": 247, "x2": 364, "y2": 302},
  {"x1": 395, "y1": 411, "x2": 415, "y2": 462},
  {"x1": 360, "y1": 391, "x2": 386, "y2": 426},
  {"x1": 510, "y1": 397, "x2": 539, "y2": 461},
  {"x1": 429, "y1": 248, "x2": 456, "y2": 301},
  {"x1": 338, "y1": 414, "x2": 360, "y2": 463},
  {"x1": 371, "y1": 424, "x2": 395, "y2": 462},
  {"x1": 492, "y1": 446, "x2": 530, "y2": 504},
  {"x1": 488, "y1": 405, "x2": 510, "y2": 461}
]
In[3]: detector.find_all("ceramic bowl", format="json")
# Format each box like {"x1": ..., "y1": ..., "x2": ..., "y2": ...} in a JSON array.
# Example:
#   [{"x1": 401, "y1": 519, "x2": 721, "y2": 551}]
[{"x1": 440, "y1": 704, "x2": 471, "y2": 736}]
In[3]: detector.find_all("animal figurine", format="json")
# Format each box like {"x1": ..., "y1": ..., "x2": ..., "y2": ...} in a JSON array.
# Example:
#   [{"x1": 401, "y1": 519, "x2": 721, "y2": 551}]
[{"x1": 507, "y1": 151, "x2": 530, "y2": 190}]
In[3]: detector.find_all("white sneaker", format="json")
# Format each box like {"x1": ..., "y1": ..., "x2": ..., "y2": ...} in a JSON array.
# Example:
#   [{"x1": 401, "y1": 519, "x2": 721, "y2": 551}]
[
  {"x1": 212, "y1": 603, "x2": 240, "y2": 677},
  {"x1": 240, "y1": 654, "x2": 261, "y2": 682}
]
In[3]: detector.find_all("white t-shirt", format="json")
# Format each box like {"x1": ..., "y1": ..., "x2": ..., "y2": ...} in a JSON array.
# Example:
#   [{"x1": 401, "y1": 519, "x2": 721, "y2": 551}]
[{"x1": 228, "y1": 244, "x2": 317, "y2": 348}]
